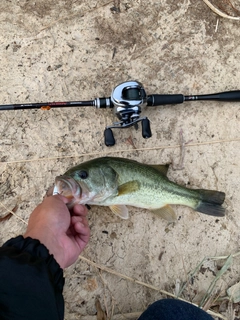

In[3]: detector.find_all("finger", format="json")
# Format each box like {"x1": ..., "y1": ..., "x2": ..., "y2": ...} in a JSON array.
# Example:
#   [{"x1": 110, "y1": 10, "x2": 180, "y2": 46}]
[
  {"x1": 41, "y1": 194, "x2": 69, "y2": 206},
  {"x1": 32, "y1": 194, "x2": 71, "y2": 224},
  {"x1": 45, "y1": 185, "x2": 54, "y2": 197},
  {"x1": 71, "y1": 216, "x2": 83, "y2": 224},
  {"x1": 71, "y1": 216, "x2": 89, "y2": 230},
  {"x1": 72, "y1": 204, "x2": 88, "y2": 216},
  {"x1": 73, "y1": 218, "x2": 90, "y2": 243},
  {"x1": 66, "y1": 216, "x2": 85, "y2": 236},
  {"x1": 75, "y1": 224, "x2": 90, "y2": 248},
  {"x1": 52, "y1": 194, "x2": 70, "y2": 204}
]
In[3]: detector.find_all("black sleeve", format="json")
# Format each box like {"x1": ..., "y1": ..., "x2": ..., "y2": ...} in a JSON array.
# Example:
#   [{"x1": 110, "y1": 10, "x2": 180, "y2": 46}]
[{"x1": 0, "y1": 236, "x2": 65, "y2": 320}]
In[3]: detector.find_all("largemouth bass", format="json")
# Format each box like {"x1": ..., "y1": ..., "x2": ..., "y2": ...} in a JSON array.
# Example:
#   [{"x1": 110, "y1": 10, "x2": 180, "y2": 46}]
[{"x1": 53, "y1": 157, "x2": 225, "y2": 221}]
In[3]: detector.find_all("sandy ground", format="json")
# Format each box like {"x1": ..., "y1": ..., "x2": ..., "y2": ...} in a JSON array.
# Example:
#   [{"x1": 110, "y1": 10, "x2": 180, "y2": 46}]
[{"x1": 0, "y1": 1, "x2": 240, "y2": 319}]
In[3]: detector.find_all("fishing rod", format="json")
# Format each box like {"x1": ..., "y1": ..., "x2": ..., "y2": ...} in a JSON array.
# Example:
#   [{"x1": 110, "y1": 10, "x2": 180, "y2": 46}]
[{"x1": 1, "y1": 80, "x2": 240, "y2": 146}]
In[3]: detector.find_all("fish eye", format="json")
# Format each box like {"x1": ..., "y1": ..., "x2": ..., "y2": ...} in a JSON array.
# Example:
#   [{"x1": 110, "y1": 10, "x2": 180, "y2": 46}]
[{"x1": 78, "y1": 170, "x2": 88, "y2": 179}]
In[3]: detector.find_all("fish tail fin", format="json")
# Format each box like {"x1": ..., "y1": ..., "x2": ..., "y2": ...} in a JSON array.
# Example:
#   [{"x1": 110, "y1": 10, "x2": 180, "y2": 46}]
[{"x1": 195, "y1": 189, "x2": 226, "y2": 217}]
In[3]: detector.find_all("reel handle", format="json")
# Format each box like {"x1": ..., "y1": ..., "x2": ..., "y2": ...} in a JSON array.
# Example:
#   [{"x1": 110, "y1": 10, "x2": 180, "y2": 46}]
[
  {"x1": 141, "y1": 118, "x2": 152, "y2": 139},
  {"x1": 104, "y1": 128, "x2": 115, "y2": 146}
]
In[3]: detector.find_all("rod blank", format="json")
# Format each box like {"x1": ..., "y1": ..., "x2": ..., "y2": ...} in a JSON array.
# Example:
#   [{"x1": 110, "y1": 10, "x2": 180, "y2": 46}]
[{"x1": 0, "y1": 90, "x2": 240, "y2": 111}]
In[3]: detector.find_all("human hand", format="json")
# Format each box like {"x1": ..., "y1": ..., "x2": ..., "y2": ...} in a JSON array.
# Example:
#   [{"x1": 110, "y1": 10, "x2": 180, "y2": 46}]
[{"x1": 24, "y1": 195, "x2": 90, "y2": 269}]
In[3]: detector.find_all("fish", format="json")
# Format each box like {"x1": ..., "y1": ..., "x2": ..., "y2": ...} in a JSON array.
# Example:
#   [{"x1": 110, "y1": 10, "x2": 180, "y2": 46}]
[{"x1": 53, "y1": 156, "x2": 226, "y2": 222}]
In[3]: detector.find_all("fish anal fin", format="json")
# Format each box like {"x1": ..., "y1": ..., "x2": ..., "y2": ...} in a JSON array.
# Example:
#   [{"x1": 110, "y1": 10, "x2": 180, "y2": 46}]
[
  {"x1": 118, "y1": 181, "x2": 140, "y2": 196},
  {"x1": 151, "y1": 205, "x2": 177, "y2": 222},
  {"x1": 149, "y1": 164, "x2": 169, "y2": 176},
  {"x1": 109, "y1": 205, "x2": 129, "y2": 219}
]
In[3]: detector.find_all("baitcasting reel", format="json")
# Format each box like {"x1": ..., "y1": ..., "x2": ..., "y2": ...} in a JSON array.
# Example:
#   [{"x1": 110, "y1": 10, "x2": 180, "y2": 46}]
[
  {"x1": 1, "y1": 80, "x2": 240, "y2": 147},
  {"x1": 104, "y1": 81, "x2": 152, "y2": 146}
]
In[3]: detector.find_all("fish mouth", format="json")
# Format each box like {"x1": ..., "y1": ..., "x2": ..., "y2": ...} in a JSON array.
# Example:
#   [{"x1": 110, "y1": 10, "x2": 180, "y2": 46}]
[{"x1": 53, "y1": 175, "x2": 81, "y2": 205}]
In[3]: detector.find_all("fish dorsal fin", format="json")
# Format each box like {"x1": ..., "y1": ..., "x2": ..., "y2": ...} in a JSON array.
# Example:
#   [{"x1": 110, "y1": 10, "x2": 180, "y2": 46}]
[
  {"x1": 151, "y1": 205, "x2": 177, "y2": 222},
  {"x1": 118, "y1": 181, "x2": 140, "y2": 196},
  {"x1": 149, "y1": 164, "x2": 169, "y2": 176},
  {"x1": 109, "y1": 205, "x2": 129, "y2": 219}
]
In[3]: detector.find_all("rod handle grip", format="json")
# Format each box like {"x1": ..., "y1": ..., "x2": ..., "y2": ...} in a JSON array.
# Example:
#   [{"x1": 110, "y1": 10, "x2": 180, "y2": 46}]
[{"x1": 147, "y1": 94, "x2": 184, "y2": 106}]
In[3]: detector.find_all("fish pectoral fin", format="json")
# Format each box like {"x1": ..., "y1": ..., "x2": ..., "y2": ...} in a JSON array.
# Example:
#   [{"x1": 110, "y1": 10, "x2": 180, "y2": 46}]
[
  {"x1": 118, "y1": 181, "x2": 140, "y2": 196},
  {"x1": 109, "y1": 205, "x2": 129, "y2": 219},
  {"x1": 151, "y1": 205, "x2": 177, "y2": 222},
  {"x1": 149, "y1": 164, "x2": 169, "y2": 176}
]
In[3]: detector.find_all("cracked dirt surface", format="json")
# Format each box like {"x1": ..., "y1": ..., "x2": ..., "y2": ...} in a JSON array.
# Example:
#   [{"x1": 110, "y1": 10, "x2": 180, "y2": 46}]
[{"x1": 0, "y1": 1, "x2": 240, "y2": 319}]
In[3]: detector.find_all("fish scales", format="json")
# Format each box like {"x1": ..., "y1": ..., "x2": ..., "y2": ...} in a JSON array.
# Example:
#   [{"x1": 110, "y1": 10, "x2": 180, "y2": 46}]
[
  {"x1": 53, "y1": 156, "x2": 226, "y2": 221},
  {"x1": 99, "y1": 158, "x2": 200, "y2": 209}
]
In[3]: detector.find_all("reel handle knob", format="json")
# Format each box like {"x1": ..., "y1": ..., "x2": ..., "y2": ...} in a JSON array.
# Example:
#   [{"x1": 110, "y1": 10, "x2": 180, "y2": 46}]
[
  {"x1": 141, "y1": 118, "x2": 152, "y2": 139},
  {"x1": 104, "y1": 128, "x2": 115, "y2": 146}
]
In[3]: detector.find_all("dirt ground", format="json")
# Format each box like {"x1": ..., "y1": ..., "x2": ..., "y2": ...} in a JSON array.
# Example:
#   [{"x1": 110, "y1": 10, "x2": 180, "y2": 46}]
[{"x1": 0, "y1": 0, "x2": 240, "y2": 319}]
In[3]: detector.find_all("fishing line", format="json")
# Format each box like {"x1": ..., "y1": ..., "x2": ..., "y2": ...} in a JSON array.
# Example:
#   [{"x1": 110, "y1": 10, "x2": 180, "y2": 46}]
[{"x1": 1, "y1": 137, "x2": 240, "y2": 165}]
